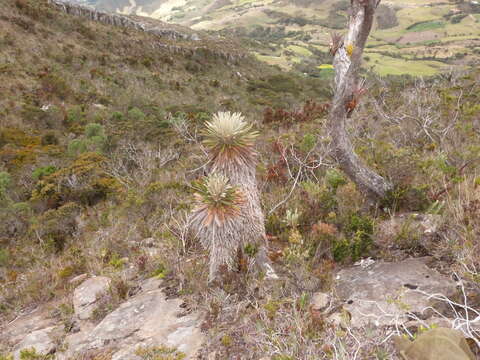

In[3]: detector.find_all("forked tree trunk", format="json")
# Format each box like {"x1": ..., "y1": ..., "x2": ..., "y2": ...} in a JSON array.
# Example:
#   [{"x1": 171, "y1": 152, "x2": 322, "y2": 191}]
[{"x1": 328, "y1": 0, "x2": 392, "y2": 200}]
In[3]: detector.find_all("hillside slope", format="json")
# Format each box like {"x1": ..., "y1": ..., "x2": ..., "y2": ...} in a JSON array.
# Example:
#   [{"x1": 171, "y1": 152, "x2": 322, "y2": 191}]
[
  {"x1": 0, "y1": 0, "x2": 328, "y2": 340},
  {"x1": 1, "y1": 0, "x2": 480, "y2": 359},
  {"x1": 76, "y1": 0, "x2": 480, "y2": 76},
  {"x1": 0, "y1": 0, "x2": 326, "y2": 306}
]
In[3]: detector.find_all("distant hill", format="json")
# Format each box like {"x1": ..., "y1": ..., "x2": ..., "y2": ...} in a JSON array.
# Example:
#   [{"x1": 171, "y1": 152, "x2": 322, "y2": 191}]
[{"x1": 72, "y1": 0, "x2": 480, "y2": 76}]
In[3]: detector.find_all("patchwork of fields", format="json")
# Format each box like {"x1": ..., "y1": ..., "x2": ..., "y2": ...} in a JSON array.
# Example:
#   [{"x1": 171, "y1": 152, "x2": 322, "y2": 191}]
[{"x1": 81, "y1": 0, "x2": 480, "y2": 76}]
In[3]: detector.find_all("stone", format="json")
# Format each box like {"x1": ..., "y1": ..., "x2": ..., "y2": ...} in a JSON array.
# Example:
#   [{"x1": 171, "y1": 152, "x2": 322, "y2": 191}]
[
  {"x1": 310, "y1": 292, "x2": 331, "y2": 312},
  {"x1": 13, "y1": 327, "x2": 56, "y2": 360},
  {"x1": 61, "y1": 278, "x2": 204, "y2": 359},
  {"x1": 335, "y1": 258, "x2": 457, "y2": 328},
  {"x1": 140, "y1": 237, "x2": 157, "y2": 248},
  {"x1": 375, "y1": 213, "x2": 442, "y2": 250},
  {"x1": 325, "y1": 312, "x2": 348, "y2": 328},
  {"x1": 73, "y1": 276, "x2": 111, "y2": 320},
  {"x1": 207, "y1": 352, "x2": 218, "y2": 360},
  {"x1": 1, "y1": 308, "x2": 57, "y2": 345},
  {"x1": 69, "y1": 273, "x2": 88, "y2": 285},
  {"x1": 120, "y1": 265, "x2": 137, "y2": 281},
  {"x1": 394, "y1": 328, "x2": 475, "y2": 360},
  {"x1": 145, "y1": 248, "x2": 161, "y2": 257}
]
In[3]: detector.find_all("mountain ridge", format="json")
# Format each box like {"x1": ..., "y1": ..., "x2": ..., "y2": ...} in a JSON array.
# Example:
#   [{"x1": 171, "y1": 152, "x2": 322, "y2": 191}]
[{"x1": 48, "y1": 0, "x2": 249, "y2": 62}]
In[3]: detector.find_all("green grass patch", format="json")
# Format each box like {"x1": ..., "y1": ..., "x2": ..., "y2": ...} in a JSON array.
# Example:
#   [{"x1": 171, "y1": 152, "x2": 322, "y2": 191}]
[
  {"x1": 286, "y1": 45, "x2": 313, "y2": 57},
  {"x1": 364, "y1": 52, "x2": 444, "y2": 76},
  {"x1": 318, "y1": 64, "x2": 334, "y2": 70},
  {"x1": 407, "y1": 20, "x2": 445, "y2": 32}
]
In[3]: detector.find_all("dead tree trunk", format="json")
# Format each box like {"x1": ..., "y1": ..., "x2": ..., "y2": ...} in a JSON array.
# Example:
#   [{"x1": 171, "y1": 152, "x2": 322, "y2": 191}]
[{"x1": 328, "y1": 0, "x2": 392, "y2": 200}]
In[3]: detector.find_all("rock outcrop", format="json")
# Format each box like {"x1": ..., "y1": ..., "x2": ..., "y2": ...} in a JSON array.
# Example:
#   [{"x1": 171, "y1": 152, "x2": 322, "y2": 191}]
[
  {"x1": 47, "y1": 0, "x2": 247, "y2": 62},
  {"x1": 375, "y1": 212, "x2": 442, "y2": 250},
  {"x1": 49, "y1": 0, "x2": 197, "y2": 41},
  {"x1": 13, "y1": 327, "x2": 56, "y2": 360},
  {"x1": 73, "y1": 276, "x2": 112, "y2": 320},
  {"x1": 2, "y1": 277, "x2": 204, "y2": 359},
  {"x1": 333, "y1": 257, "x2": 457, "y2": 328},
  {"x1": 62, "y1": 277, "x2": 204, "y2": 359}
]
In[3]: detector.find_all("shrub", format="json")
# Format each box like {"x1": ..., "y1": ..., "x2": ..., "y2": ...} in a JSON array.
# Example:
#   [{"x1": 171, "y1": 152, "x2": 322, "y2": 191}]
[
  {"x1": 13, "y1": 0, "x2": 55, "y2": 22},
  {"x1": 19, "y1": 348, "x2": 52, "y2": 359},
  {"x1": 84, "y1": 123, "x2": 104, "y2": 138},
  {"x1": 0, "y1": 202, "x2": 31, "y2": 238},
  {"x1": 88, "y1": 135, "x2": 107, "y2": 150},
  {"x1": 0, "y1": 128, "x2": 40, "y2": 147},
  {"x1": 128, "y1": 107, "x2": 146, "y2": 122},
  {"x1": 325, "y1": 169, "x2": 347, "y2": 191},
  {"x1": 31, "y1": 202, "x2": 81, "y2": 252},
  {"x1": 308, "y1": 223, "x2": 333, "y2": 259},
  {"x1": 345, "y1": 214, "x2": 374, "y2": 261},
  {"x1": 0, "y1": 248, "x2": 9, "y2": 266},
  {"x1": 299, "y1": 133, "x2": 316, "y2": 153},
  {"x1": 40, "y1": 73, "x2": 72, "y2": 100},
  {"x1": 32, "y1": 166, "x2": 57, "y2": 180},
  {"x1": 15, "y1": 0, "x2": 28, "y2": 10},
  {"x1": 67, "y1": 124, "x2": 106, "y2": 156},
  {"x1": 66, "y1": 106, "x2": 85, "y2": 125},
  {"x1": 21, "y1": 104, "x2": 48, "y2": 125},
  {"x1": 32, "y1": 152, "x2": 121, "y2": 207},
  {"x1": 111, "y1": 111, "x2": 124, "y2": 123},
  {"x1": 0, "y1": 171, "x2": 12, "y2": 198},
  {"x1": 332, "y1": 238, "x2": 351, "y2": 262},
  {"x1": 135, "y1": 345, "x2": 186, "y2": 360},
  {"x1": 331, "y1": 214, "x2": 374, "y2": 262},
  {"x1": 67, "y1": 139, "x2": 88, "y2": 156},
  {"x1": 263, "y1": 100, "x2": 329, "y2": 125},
  {"x1": 41, "y1": 132, "x2": 59, "y2": 146}
]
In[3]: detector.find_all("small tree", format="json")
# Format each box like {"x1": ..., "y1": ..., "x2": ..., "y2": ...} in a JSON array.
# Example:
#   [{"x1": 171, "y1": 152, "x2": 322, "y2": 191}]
[
  {"x1": 198, "y1": 112, "x2": 277, "y2": 281},
  {"x1": 328, "y1": 0, "x2": 392, "y2": 200}
]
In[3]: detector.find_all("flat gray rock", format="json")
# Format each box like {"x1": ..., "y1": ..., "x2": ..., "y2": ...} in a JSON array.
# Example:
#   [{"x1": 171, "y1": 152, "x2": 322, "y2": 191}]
[
  {"x1": 73, "y1": 276, "x2": 111, "y2": 320},
  {"x1": 335, "y1": 258, "x2": 457, "y2": 327},
  {"x1": 13, "y1": 327, "x2": 56, "y2": 360},
  {"x1": 1, "y1": 310, "x2": 56, "y2": 346},
  {"x1": 62, "y1": 278, "x2": 204, "y2": 359},
  {"x1": 310, "y1": 292, "x2": 331, "y2": 312}
]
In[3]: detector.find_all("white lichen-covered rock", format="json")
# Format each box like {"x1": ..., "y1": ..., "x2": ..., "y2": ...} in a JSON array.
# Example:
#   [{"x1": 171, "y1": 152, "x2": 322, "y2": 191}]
[
  {"x1": 335, "y1": 258, "x2": 457, "y2": 328},
  {"x1": 61, "y1": 278, "x2": 204, "y2": 359},
  {"x1": 73, "y1": 276, "x2": 111, "y2": 320},
  {"x1": 13, "y1": 327, "x2": 56, "y2": 360},
  {"x1": 375, "y1": 213, "x2": 442, "y2": 250},
  {"x1": 0, "y1": 310, "x2": 57, "y2": 346}
]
